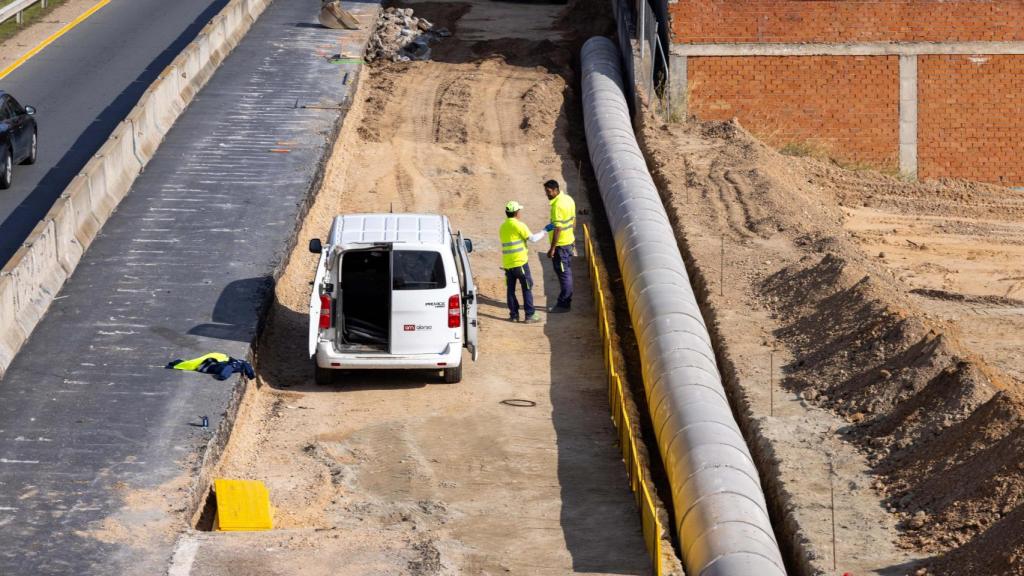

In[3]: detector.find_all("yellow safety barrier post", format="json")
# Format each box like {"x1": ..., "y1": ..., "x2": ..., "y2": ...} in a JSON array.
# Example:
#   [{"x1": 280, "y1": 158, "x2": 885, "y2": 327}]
[{"x1": 583, "y1": 224, "x2": 663, "y2": 576}]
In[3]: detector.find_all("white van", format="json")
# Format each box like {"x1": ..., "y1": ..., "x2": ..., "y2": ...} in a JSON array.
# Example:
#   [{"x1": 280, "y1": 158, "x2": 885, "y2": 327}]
[{"x1": 307, "y1": 214, "x2": 479, "y2": 384}]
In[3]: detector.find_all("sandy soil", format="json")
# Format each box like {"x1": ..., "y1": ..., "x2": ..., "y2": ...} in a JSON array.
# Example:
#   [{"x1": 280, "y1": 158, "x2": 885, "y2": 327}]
[
  {"x1": 0, "y1": 0, "x2": 98, "y2": 70},
  {"x1": 175, "y1": 2, "x2": 657, "y2": 575},
  {"x1": 640, "y1": 117, "x2": 1024, "y2": 575},
  {"x1": 837, "y1": 180, "x2": 1024, "y2": 386}
]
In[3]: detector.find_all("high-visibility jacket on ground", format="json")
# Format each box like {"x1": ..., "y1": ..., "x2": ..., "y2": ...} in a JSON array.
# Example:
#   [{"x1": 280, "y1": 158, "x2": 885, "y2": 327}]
[
  {"x1": 549, "y1": 192, "x2": 576, "y2": 247},
  {"x1": 499, "y1": 217, "x2": 532, "y2": 269},
  {"x1": 166, "y1": 352, "x2": 255, "y2": 381}
]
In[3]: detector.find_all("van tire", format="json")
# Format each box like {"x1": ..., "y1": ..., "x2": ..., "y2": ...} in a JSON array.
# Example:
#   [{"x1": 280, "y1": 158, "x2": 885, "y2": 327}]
[
  {"x1": 314, "y1": 364, "x2": 335, "y2": 386},
  {"x1": 442, "y1": 364, "x2": 462, "y2": 384}
]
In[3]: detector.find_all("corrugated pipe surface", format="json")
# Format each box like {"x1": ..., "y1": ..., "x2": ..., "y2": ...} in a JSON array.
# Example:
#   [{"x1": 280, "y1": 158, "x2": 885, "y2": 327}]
[{"x1": 580, "y1": 36, "x2": 787, "y2": 576}]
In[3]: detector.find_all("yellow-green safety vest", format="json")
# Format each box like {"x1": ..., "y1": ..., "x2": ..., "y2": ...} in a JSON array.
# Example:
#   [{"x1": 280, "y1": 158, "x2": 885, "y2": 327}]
[
  {"x1": 170, "y1": 352, "x2": 230, "y2": 371},
  {"x1": 549, "y1": 192, "x2": 576, "y2": 247},
  {"x1": 499, "y1": 217, "x2": 531, "y2": 269}
]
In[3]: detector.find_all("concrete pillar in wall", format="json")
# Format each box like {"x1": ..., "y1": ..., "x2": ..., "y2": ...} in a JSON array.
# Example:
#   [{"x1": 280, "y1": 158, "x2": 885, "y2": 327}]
[
  {"x1": 899, "y1": 54, "x2": 919, "y2": 178},
  {"x1": 668, "y1": 53, "x2": 687, "y2": 119}
]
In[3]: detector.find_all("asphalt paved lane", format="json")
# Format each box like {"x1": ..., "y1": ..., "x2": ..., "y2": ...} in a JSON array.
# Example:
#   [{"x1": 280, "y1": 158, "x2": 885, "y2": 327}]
[
  {"x1": 0, "y1": 0, "x2": 374, "y2": 573},
  {"x1": 0, "y1": 0, "x2": 230, "y2": 264}
]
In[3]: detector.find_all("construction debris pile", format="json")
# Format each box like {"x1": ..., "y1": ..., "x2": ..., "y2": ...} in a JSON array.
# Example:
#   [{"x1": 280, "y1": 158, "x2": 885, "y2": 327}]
[{"x1": 366, "y1": 7, "x2": 450, "y2": 62}]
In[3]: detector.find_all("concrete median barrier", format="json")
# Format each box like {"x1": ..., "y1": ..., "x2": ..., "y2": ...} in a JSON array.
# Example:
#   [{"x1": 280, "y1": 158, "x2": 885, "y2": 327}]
[
  {"x1": 100, "y1": 124, "x2": 144, "y2": 205},
  {"x1": 0, "y1": 276, "x2": 25, "y2": 379},
  {"x1": 206, "y1": 15, "x2": 229, "y2": 66},
  {"x1": 83, "y1": 155, "x2": 112, "y2": 220},
  {"x1": 3, "y1": 220, "x2": 66, "y2": 340},
  {"x1": 0, "y1": 0, "x2": 274, "y2": 377},
  {"x1": 130, "y1": 97, "x2": 162, "y2": 165},
  {"x1": 47, "y1": 196, "x2": 83, "y2": 275},
  {"x1": 174, "y1": 43, "x2": 204, "y2": 102},
  {"x1": 64, "y1": 174, "x2": 102, "y2": 250}
]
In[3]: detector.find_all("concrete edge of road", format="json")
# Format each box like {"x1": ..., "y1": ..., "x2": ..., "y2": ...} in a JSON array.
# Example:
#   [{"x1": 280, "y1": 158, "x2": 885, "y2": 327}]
[{"x1": 0, "y1": 0, "x2": 275, "y2": 378}]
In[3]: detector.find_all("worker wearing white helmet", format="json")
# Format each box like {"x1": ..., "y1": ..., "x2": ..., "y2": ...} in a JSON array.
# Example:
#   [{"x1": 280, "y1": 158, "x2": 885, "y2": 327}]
[{"x1": 499, "y1": 200, "x2": 546, "y2": 323}]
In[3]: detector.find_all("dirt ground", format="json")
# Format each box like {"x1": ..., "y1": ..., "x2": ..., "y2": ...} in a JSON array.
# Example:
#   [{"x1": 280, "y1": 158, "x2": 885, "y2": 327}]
[
  {"x1": 171, "y1": 2, "x2": 657, "y2": 575},
  {"x1": 0, "y1": 0, "x2": 97, "y2": 70},
  {"x1": 640, "y1": 117, "x2": 1024, "y2": 575}
]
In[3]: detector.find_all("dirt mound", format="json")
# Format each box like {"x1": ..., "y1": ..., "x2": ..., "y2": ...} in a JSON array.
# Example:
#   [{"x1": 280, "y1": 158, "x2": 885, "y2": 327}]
[
  {"x1": 929, "y1": 499, "x2": 1024, "y2": 575},
  {"x1": 357, "y1": 63, "x2": 406, "y2": 143},
  {"x1": 432, "y1": 74, "x2": 473, "y2": 143},
  {"x1": 640, "y1": 116, "x2": 1024, "y2": 573},
  {"x1": 519, "y1": 74, "x2": 565, "y2": 137},
  {"x1": 468, "y1": 38, "x2": 572, "y2": 70}
]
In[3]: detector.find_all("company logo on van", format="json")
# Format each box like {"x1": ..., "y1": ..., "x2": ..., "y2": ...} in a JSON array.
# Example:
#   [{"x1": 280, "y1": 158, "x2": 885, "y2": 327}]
[
  {"x1": 426, "y1": 301, "x2": 445, "y2": 308},
  {"x1": 403, "y1": 324, "x2": 433, "y2": 332}
]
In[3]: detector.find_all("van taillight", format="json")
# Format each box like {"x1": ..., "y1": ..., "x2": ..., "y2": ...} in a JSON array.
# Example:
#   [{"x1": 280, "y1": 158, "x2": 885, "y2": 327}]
[
  {"x1": 448, "y1": 294, "x2": 461, "y2": 328},
  {"x1": 319, "y1": 294, "x2": 331, "y2": 329}
]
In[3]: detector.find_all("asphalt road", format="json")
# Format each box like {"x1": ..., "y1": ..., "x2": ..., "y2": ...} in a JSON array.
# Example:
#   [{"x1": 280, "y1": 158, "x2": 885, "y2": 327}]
[
  {"x1": 0, "y1": 0, "x2": 230, "y2": 265},
  {"x1": 0, "y1": 0, "x2": 372, "y2": 572}
]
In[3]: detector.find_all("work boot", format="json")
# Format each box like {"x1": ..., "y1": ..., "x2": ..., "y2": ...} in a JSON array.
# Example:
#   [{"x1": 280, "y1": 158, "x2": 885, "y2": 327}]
[
  {"x1": 548, "y1": 305, "x2": 570, "y2": 314},
  {"x1": 508, "y1": 316, "x2": 520, "y2": 323},
  {"x1": 523, "y1": 314, "x2": 542, "y2": 324}
]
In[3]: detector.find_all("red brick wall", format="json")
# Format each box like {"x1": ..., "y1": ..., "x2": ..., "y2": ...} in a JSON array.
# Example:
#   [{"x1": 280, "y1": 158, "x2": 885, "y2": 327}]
[
  {"x1": 670, "y1": 0, "x2": 1024, "y2": 44},
  {"x1": 918, "y1": 55, "x2": 1024, "y2": 184},
  {"x1": 687, "y1": 56, "x2": 900, "y2": 167}
]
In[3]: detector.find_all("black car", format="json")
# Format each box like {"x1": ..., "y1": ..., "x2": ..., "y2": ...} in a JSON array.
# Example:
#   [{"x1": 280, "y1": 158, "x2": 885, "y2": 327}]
[{"x1": 0, "y1": 91, "x2": 37, "y2": 189}]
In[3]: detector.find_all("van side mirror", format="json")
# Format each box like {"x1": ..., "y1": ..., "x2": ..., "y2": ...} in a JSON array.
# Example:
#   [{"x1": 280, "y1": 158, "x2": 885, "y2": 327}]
[
  {"x1": 463, "y1": 238, "x2": 473, "y2": 253},
  {"x1": 24, "y1": 106, "x2": 35, "y2": 116},
  {"x1": 309, "y1": 238, "x2": 322, "y2": 253}
]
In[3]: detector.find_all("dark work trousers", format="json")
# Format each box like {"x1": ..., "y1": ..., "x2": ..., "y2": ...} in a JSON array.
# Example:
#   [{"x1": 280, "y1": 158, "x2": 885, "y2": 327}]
[
  {"x1": 505, "y1": 263, "x2": 535, "y2": 319},
  {"x1": 552, "y1": 245, "x2": 574, "y2": 309}
]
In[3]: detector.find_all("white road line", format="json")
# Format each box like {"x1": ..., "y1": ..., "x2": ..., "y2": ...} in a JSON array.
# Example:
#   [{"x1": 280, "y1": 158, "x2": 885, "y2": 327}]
[{"x1": 167, "y1": 534, "x2": 200, "y2": 576}]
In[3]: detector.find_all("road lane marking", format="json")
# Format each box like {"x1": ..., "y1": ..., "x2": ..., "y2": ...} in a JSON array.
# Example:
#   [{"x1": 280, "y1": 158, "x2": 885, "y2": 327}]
[
  {"x1": 0, "y1": 0, "x2": 114, "y2": 80},
  {"x1": 168, "y1": 535, "x2": 200, "y2": 576}
]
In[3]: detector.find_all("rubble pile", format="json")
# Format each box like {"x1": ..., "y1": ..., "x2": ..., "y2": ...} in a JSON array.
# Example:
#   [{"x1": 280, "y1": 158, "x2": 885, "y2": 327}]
[{"x1": 366, "y1": 7, "x2": 450, "y2": 62}]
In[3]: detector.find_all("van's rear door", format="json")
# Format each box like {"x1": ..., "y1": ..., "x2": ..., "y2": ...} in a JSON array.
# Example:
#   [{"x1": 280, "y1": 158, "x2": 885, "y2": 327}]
[
  {"x1": 456, "y1": 232, "x2": 479, "y2": 361},
  {"x1": 308, "y1": 250, "x2": 329, "y2": 358},
  {"x1": 389, "y1": 248, "x2": 450, "y2": 355}
]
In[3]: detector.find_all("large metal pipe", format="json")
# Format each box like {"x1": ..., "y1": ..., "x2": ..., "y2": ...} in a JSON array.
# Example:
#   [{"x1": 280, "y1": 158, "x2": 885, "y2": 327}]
[{"x1": 580, "y1": 36, "x2": 786, "y2": 576}]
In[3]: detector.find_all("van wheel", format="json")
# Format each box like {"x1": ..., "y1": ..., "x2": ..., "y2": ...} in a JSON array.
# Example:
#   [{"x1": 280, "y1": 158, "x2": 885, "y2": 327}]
[
  {"x1": 442, "y1": 364, "x2": 462, "y2": 384},
  {"x1": 314, "y1": 364, "x2": 335, "y2": 386}
]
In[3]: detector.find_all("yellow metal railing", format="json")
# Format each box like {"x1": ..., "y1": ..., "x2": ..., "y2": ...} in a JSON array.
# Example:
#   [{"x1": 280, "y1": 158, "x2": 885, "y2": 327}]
[{"x1": 583, "y1": 223, "x2": 663, "y2": 576}]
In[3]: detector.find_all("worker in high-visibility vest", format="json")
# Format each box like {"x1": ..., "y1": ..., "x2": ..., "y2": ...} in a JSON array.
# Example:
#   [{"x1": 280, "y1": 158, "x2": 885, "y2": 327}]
[
  {"x1": 500, "y1": 200, "x2": 545, "y2": 323},
  {"x1": 544, "y1": 180, "x2": 576, "y2": 313}
]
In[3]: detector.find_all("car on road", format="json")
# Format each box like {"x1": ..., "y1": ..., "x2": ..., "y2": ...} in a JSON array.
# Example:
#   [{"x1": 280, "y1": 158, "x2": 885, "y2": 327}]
[
  {"x1": 0, "y1": 91, "x2": 37, "y2": 189},
  {"x1": 308, "y1": 213, "x2": 479, "y2": 384}
]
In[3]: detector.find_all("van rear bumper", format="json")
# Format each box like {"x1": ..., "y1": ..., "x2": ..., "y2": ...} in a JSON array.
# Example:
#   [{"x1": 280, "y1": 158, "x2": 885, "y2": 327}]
[{"x1": 315, "y1": 341, "x2": 462, "y2": 369}]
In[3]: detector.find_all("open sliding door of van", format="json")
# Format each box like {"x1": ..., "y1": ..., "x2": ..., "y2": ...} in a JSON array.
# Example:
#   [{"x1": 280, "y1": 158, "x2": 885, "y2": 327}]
[
  {"x1": 308, "y1": 250, "x2": 328, "y2": 358},
  {"x1": 456, "y1": 232, "x2": 479, "y2": 361}
]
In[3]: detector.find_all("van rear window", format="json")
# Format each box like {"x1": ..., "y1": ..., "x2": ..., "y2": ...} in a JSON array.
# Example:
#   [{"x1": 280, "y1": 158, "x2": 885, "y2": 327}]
[{"x1": 393, "y1": 251, "x2": 446, "y2": 290}]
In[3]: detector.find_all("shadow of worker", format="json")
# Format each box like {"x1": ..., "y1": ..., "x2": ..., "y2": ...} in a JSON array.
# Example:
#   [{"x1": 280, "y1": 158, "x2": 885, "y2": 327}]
[
  {"x1": 188, "y1": 276, "x2": 273, "y2": 343},
  {"x1": 537, "y1": 248, "x2": 652, "y2": 574}
]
